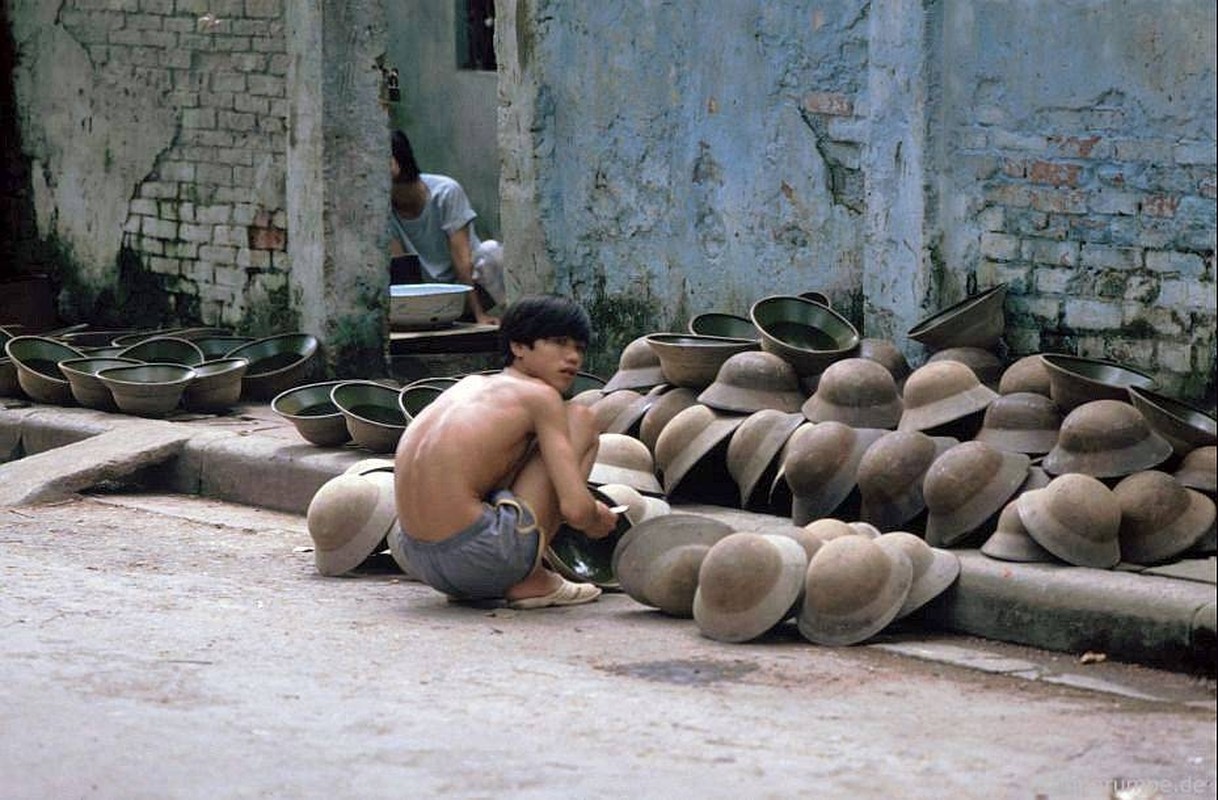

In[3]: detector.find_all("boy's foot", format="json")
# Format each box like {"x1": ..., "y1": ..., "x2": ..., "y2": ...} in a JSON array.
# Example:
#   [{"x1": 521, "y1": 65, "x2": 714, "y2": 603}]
[{"x1": 506, "y1": 578, "x2": 602, "y2": 610}]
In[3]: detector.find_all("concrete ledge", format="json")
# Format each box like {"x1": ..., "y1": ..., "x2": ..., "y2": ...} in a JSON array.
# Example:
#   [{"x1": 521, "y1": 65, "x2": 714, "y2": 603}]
[
  {"x1": 158, "y1": 428, "x2": 367, "y2": 514},
  {"x1": 921, "y1": 552, "x2": 1215, "y2": 669},
  {"x1": 0, "y1": 422, "x2": 192, "y2": 505}
]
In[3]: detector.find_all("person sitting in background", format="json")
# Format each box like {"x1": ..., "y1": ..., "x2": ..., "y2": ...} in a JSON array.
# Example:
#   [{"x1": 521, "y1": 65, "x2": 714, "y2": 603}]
[{"x1": 389, "y1": 129, "x2": 500, "y2": 326}]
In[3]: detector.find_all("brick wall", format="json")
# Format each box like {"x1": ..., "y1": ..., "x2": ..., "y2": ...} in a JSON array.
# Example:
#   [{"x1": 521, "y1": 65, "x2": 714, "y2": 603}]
[
  {"x1": 969, "y1": 123, "x2": 1216, "y2": 400},
  {"x1": 59, "y1": 0, "x2": 289, "y2": 327}
]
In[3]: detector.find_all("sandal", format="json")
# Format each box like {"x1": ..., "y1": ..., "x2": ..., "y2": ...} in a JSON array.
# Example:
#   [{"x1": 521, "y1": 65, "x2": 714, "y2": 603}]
[{"x1": 507, "y1": 578, "x2": 602, "y2": 610}]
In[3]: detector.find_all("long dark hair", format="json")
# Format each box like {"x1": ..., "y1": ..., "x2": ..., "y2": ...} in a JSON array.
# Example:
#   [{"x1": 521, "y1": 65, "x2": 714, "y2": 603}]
[{"x1": 391, "y1": 129, "x2": 421, "y2": 183}]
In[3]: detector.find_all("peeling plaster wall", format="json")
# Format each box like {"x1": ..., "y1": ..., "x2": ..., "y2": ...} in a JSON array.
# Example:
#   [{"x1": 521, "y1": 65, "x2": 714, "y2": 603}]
[
  {"x1": 9, "y1": 2, "x2": 177, "y2": 287},
  {"x1": 940, "y1": 0, "x2": 1217, "y2": 400},
  {"x1": 499, "y1": 1, "x2": 871, "y2": 365},
  {"x1": 499, "y1": 0, "x2": 1215, "y2": 398},
  {"x1": 7, "y1": 0, "x2": 293, "y2": 331}
]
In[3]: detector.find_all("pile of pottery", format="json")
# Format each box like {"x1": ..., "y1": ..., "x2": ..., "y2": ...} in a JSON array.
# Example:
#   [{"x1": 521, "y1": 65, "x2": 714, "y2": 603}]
[
  {"x1": 1, "y1": 324, "x2": 319, "y2": 417},
  {"x1": 302, "y1": 286, "x2": 1215, "y2": 649},
  {"x1": 567, "y1": 287, "x2": 1213, "y2": 643},
  {"x1": 274, "y1": 372, "x2": 606, "y2": 455}
]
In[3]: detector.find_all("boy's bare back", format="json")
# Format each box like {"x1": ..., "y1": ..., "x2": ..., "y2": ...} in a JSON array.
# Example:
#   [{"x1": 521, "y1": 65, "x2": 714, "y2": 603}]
[{"x1": 394, "y1": 370, "x2": 564, "y2": 542}]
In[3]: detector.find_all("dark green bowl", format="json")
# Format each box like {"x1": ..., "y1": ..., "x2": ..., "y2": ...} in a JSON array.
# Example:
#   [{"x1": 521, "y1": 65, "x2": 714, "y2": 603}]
[
  {"x1": 687, "y1": 312, "x2": 760, "y2": 341},
  {"x1": 118, "y1": 336, "x2": 206, "y2": 366},
  {"x1": 397, "y1": 384, "x2": 445, "y2": 420},
  {"x1": 645, "y1": 332, "x2": 760, "y2": 389},
  {"x1": 96, "y1": 363, "x2": 197, "y2": 417},
  {"x1": 195, "y1": 336, "x2": 255, "y2": 359},
  {"x1": 331, "y1": 381, "x2": 407, "y2": 453},
  {"x1": 59, "y1": 356, "x2": 143, "y2": 410},
  {"x1": 227, "y1": 333, "x2": 320, "y2": 401},
  {"x1": 907, "y1": 284, "x2": 1007, "y2": 351},
  {"x1": 1128, "y1": 386, "x2": 1217, "y2": 458},
  {"x1": 1040, "y1": 353, "x2": 1157, "y2": 412},
  {"x1": 750, "y1": 295, "x2": 860, "y2": 377},
  {"x1": 271, "y1": 380, "x2": 351, "y2": 447},
  {"x1": 4, "y1": 335, "x2": 87, "y2": 404},
  {"x1": 181, "y1": 358, "x2": 250, "y2": 412}
]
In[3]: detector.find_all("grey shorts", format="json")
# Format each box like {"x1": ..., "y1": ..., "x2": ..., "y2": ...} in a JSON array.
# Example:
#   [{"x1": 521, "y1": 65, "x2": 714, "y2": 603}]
[{"x1": 398, "y1": 490, "x2": 543, "y2": 600}]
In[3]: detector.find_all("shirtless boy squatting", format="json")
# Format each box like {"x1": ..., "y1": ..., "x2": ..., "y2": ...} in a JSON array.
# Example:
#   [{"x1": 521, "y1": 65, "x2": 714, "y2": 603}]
[{"x1": 393, "y1": 294, "x2": 620, "y2": 609}]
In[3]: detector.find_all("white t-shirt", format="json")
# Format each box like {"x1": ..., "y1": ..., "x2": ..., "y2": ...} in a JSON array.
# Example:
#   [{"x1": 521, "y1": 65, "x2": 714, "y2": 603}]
[{"x1": 388, "y1": 174, "x2": 480, "y2": 283}]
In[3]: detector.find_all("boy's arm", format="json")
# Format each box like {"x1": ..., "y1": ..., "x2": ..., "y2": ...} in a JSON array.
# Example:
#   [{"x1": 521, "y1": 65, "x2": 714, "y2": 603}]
[{"x1": 528, "y1": 388, "x2": 616, "y2": 538}]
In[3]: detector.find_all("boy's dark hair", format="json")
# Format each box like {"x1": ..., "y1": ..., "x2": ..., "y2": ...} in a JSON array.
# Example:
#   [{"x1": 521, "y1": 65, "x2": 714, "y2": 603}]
[
  {"x1": 499, "y1": 294, "x2": 592, "y2": 368},
  {"x1": 391, "y1": 129, "x2": 421, "y2": 183}
]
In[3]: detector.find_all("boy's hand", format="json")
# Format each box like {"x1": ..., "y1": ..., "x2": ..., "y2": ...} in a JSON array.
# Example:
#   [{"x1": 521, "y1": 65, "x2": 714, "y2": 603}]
[{"x1": 583, "y1": 500, "x2": 620, "y2": 540}]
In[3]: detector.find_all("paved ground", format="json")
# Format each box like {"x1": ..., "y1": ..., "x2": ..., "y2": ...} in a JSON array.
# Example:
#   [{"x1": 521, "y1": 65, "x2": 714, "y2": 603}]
[{"x1": 2, "y1": 493, "x2": 1215, "y2": 800}]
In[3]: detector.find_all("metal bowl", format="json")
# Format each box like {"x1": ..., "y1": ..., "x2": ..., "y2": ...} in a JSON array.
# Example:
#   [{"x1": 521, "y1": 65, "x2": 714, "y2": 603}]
[
  {"x1": 194, "y1": 336, "x2": 254, "y2": 359},
  {"x1": 907, "y1": 284, "x2": 1007, "y2": 351},
  {"x1": 687, "y1": 312, "x2": 760, "y2": 341},
  {"x1": 1040, "y1": 353, "x2": 1157, "y2": 412},
  {"x1": 110, "y1": 328, "x2": 184, "y2": 347},
  {"x1": 645, "y1": 333, "x2": 760, "y2": 389},
  {"x1": 389, "y1": 283, "x2": 473, "y2": 330},
  {"x1": 1128, "y1": 386, "x2": 1217, "y2": 458},
  {"x1": 117, "y1": 336, "x2": 206, "y2": 366},
  {"x1": 331, "y1": 381, "x2": 408, "y2": 453},
  {"x1": 546, "y1": 487, "x2": 630, "y2": 589},
  {"x1": 58, "y1": 329, "x2": 138, "y2": 348},
  {"x1": 4, "y1": 335, "x2": 87, "y2": 405},
  {"x1": 181, "y1": 358, "x2": 250, "y2": 412},
  {"x1": 271, "y1": 380, "x2": 352, "y2": 447},
  {"x1": 96, "y1": 363, "x2": 197, "y2": 417},
  {"x1": 750, "y1": 295, "x2": 860, "y2": 377},
  {"x1": 397, "y1": 383, "x2": 445, "y2": 420},
  {"x1": 226, "y1": 333, "x2": 320, "y2": 401},
  {"x1": 0, "y1": 357, "x2": 18, "y2": 397},
  {"x1": 59, "y1": 357, "x2": 143, "y2": 410}
]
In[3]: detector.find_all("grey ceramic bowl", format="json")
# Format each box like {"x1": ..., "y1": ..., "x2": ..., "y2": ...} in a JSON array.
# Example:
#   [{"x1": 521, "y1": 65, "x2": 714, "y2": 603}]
[
  {"x1": 181, "y1": 358, "x2": 250, "y2": 412},
  {"x1": 1040, "y1": 353, "x2": 1157, "y2": 412},
  {"x1": 4, "y1": 335, "x2": 87, "y2": 405},
  {"x1": 645, "y1": 332, "x2": 760, "y2": 389},
  {"x1": 907, "y1": 284, "x2": 1008, "y2": 351},
  {"x1": 111, "y1": 328, "x2": 185, "y2": 347},
  {"x1": 96, "y1": 363, "x2": 197, "y2": 417},
  {"x1": 195, "y1": 336, "x2": 255, "y2": 359},
  {"x1": 331, "y1": 381, "x2": 408, "y2": 453},
  {"x1": 228, "y1": 333, "x2": 320, "y2": 401},
  {"x1": 271, "y1": 380, "x2": 352, "y2": 447},
  {"x1": 687, "y1": 312, "x2": 761, "y2": 341},
  {"x1": 173, "y1": 326, "x2": 236, "y2": 341},
  {"x1": 1128, "y1": 386, "x2": 1217, "y2": 458},
  {"x1": 118, "y1": 336, "x2": 206, "y2": 366},
  {"x1": 0, "y1": 357, "x2": 19, "y2": 397},
  {"x1": 59, "y1": 356, "x2": 143, "y2": 410},
  {"x1": 750, "y1": 295, "x2": 860, "y2": 377},
  {"x1": 58, "y1": 329, "x2": 138, "y2": 349},
  {"x1": 397, "y1": 383, "x2": 445, "y2": 420}
]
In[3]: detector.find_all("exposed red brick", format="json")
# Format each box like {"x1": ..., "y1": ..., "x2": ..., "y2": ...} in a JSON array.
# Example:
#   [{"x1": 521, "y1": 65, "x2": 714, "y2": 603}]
[
  {"x1": 248, "y1": 225, "x2": 286, "y2": 250},
  {"x1": 1029, "y1": 188, "x2": 1087, "y2": 214},
  {"x1": 802, "y1": 92, "x2": 853, "y2": 117},
  {"x1": 1002, "y1": 159, "x2": 1026, "y2": 178},
  {"x1": 1140, "y1": 194, "x2": 1179, "y2": 218},
  {"x1": 253, "y1": 209, "x2": 274, "y2": 228},
  {"x1": 1028, "y1": 160, "x2": 1082, "y2": 187},
  {"x1": 1049, "y1": 135, "x2": 1101, "y2": 158}
]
